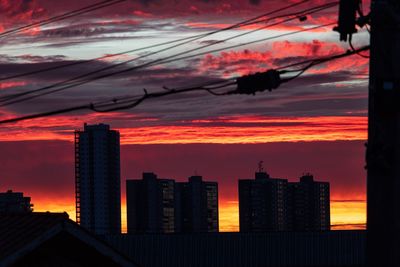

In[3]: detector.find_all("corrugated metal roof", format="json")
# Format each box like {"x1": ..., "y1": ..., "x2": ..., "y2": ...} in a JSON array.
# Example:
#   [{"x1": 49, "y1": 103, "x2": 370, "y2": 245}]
[{"x1": 105, "y1": 231, "x2": 366, "y2": 267}]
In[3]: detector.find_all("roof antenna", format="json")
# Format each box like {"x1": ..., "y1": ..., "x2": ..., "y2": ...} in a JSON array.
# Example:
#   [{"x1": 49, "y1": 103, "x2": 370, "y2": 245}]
[{"x1": 258, "y1": 161, "x2": 264, "y2": 173}]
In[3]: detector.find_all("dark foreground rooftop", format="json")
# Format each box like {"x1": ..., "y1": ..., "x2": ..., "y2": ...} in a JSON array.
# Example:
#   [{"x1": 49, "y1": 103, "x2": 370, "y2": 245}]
[
  {"x1": 0, "y1": 212, "x2": 136, "y2": 267},
  {"x1": 105, "y1": 231, "x2": 366, "y2": 267}
]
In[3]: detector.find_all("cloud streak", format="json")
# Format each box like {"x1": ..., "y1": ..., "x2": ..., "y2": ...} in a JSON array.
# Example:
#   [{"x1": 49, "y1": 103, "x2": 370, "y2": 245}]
[{"x1": 0, "y1": 114, "x2": 367, "y2": 144}]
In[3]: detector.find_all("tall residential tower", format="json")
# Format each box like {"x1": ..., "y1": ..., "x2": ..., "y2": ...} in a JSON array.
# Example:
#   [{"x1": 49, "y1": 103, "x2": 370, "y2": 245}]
[
  {"x1": 126, "y1": 173, "x2": 175, "y2": 234},
  {"x1": 239, "y1": 171, "x2": 289, "y2": 232},
  {"x1": 288, "y1": 174, "x2": 330, "y2": 231},
  {"x1": 239, "y1": 170, "x2": 330, "y2": 232},
  {"x1": 75, "y1": 123, "x2": 121, "y2": 235},
  {"x1": 175, "y1": 176, "x2": 219, "y2": 233},
  {"x1": 126, "y1": 173, "x2": 219, "y2": 233}
]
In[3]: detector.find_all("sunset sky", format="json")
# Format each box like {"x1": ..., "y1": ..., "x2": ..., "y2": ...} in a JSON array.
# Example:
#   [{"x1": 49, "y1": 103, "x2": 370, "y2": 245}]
[{"x1": 0, "y1": 0, "x2": 370, "y2": 232}]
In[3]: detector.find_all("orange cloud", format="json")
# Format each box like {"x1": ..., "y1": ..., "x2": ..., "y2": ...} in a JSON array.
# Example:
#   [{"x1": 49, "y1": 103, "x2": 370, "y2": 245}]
[{"x1": 0, "y1": 115, "x2": 367, "y2": 144}]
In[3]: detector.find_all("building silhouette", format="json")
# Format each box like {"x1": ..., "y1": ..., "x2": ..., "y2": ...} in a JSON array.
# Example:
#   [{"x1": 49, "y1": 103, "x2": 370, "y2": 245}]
[
  {"x1": 75, "y1": 123, "x2": 121, "y2": 235},
  {"x1": 0, "y1": 213, "x2": 136, "y2": 267},
  {"x1": 126, "y1": 173, "x2": 175, "y2": 234},
  {"x1": 0, "y1": 190, "x2": 33, "y2": 214},
  {"x1": 239, "y1": 170, "x2": 330, "y2": 232},
  {"x1": 239, "y1": 171, "x2": 289, "y2": 232},
  {"x1": 126, "y1": 173, "x2": 218, "y2": 233},
  {"x1": 175, "y1": 176, "x2": 219, "y2": 233},
  {"x1": 288, "y1": 174, "x2": 330, "y2": 231}
]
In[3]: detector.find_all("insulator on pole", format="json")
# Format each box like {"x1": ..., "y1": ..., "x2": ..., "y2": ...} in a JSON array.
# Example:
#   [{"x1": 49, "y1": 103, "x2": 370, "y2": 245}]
[
  {"x1": 333, "y1": 0, "x2": 360, "y2": 41},
  {"x1": 236, "y1": 70, "x2": 281, "y2": 95}
]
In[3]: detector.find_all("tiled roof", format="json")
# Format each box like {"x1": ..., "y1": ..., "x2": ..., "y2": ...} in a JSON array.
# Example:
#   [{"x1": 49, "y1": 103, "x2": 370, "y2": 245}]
[
  {"x1": 0, "y1": 212, "x2": 136, "y2": 267},
  {"x1": 0, "y1": 212, "x2": 69, "y2": 259}
]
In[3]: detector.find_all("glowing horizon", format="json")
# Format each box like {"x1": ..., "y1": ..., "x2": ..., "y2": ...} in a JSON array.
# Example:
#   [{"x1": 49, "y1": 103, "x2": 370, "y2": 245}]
[{"x1": 32, "y1": 196, "x2": 366, "y2": 233}]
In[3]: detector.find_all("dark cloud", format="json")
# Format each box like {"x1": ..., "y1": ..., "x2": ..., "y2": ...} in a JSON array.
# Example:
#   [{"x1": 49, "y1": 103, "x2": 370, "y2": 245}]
[
  {"x1": 0, "y1": 60, "x2": 368, "y2": 122},
  {"x1": 38, "y1": 19, "x2": 172, "y2": 39},
  {"x1": 274, "y1": 97, "x2": 367, "y2": 115},
  {"x1": 0, "y1": 19, "x2": 184, "y2": 47},
  {"x1": 42, "y1": 25, "x2": 109, "y2": 38}
]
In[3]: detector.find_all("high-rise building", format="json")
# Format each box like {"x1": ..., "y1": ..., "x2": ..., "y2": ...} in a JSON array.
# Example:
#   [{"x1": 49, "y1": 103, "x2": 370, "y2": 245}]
[
  {"x1": 239, "y1": 170, "x2": 330, "y2": 232},
  {"x1": 288, "y1": 174, "x2": 330, "y2": 231},
  {"x1": 0, "y1": 190, "x2": 33, "y2": 214},
  {"x1": 126, "y1": 173, "x2": 219, "y2": 233},
  {"x1": 239, "y1": 171, "x2": 289, "y2": 232},
  {"x1": 75, "y1": 123, "x2": 121, "y2": 235},
  {"x1": 175, "y1": 176, "x2": 219, "y2": 233},
  {"x1": 126, "y1": 173, "x2": 175, "y2": 234}
]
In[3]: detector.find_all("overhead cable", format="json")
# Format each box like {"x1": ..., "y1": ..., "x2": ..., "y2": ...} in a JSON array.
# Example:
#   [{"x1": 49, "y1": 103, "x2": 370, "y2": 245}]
[
  {"x1": 0, "y1": 20, "x2": 337, "y2": 106},
  {"x1": 0, "y1": 0, "x2": 316, "y2": 81},
  {"x1": 0, "y1": 0, "x2": 128, "y2": 39},
  {"x1": 0, "y1": 45, "x2": 370, "y2": 125}
]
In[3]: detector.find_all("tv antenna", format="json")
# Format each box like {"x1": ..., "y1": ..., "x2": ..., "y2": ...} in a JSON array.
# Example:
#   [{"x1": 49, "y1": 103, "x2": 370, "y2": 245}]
[{"x1": 258, "y1": 161, "x2": 264, "y2": 173}]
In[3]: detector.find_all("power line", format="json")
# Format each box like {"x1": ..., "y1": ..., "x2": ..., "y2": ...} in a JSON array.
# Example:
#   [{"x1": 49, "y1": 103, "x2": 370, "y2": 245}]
[
  {"x1": 1, "y1": 22, "x2": 334, "y2": 107},
  {"x1": 348, "y1": 35, "x2": 370, "y2": 58},
  {"x1": 0, "y1": 0, "x2": 128, "y2": 39},
  {"x1": 276, "y1": 45, "x2": 370, "y2": 71},
  {"x1": 0, "y1": 4, "x2": 338, "y2": 106},
  {"x1": 150, "y1": 22, "x2": 337, "y2": 71},
  {"x1": 0, "y1": 80, "x2": 234, "y2": 124},
  {"x1": 0, "y1": 46, "x2": 370, "y2": 125},
  {"x1": 0, "y1": 0, "x2": 315, "y2": 82}
]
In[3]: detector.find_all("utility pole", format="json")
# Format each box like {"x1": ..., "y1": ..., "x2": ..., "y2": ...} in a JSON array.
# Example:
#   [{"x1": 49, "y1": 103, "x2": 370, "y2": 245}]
[{"x1": 367, "y1": 0, "x2": 400, "y2": 266}]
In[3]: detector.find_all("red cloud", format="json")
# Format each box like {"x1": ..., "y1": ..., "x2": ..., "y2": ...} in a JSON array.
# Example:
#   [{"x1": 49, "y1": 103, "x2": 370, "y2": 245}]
[
  {"x1": 199, "y1": 40, "x2": 368, "y2": 76},
  {"x1": 272, "y1": 39, "x2": 343, "y2": 57},
  {"x1": 0, "y1": 0, "x2": 341, "y2": 33},
  {"x1": 0, "y1": 81, "x2": 27, "y2": 90},
  {"x1": 132, "y1": 10, "x2": 153, "y2": 18},
  {"x1": 0, "y1": 0, "x2": 45, "y2": 26}
]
